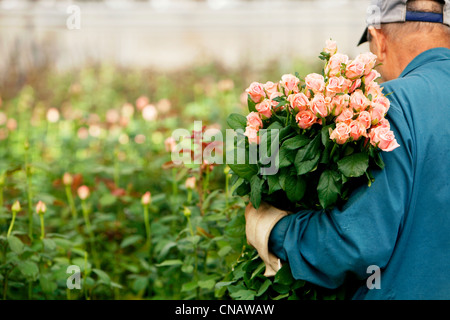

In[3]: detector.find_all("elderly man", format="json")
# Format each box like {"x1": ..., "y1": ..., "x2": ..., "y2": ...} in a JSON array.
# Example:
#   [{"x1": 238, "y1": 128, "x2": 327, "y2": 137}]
[{"x1": 245, "y1": 0, "x2": 450, "y2": 299}]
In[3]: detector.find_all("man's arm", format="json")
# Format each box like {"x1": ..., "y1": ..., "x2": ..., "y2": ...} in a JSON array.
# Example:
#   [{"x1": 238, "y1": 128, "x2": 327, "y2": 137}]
[{"x1": 266, "y1": 85, "x2": 414, "y2": 288}]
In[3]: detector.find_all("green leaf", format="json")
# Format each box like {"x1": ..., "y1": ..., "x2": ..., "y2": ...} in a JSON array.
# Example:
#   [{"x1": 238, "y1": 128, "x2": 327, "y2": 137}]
[
  {"x1": 18, "y1": 261, "x2": 39, "y2": 280},
  {"x1": 92, "y1": 269, "x2": 111, "y2": 284},
  {"x1": 338, "y1": 152, "x2": 369, "y2": 178},
  {"x1": 181, "y1": 280, "x2": 199, "y2": 292},
  {"x1": 8, "y1": 236, "x2": 24, "y2": 254},
  {"x1": 247, "y1": 95, "x2": 257, "y2": 113},
  {"x1": 39, "y1": 274, "x2": 57, "y2": 294},
  {"x1": 267, "y1": 174, "x2": 282, "y2": 195},
  {"x1": 256, "y1": 279, "x2": 272, "y2": 297},
  {"x1": 230, "y1": 289, "x2": 256, "y2": 300},
  {"x1": 99, "y1": 194, "x2": 117, "y2": 207},
  {"x1": 250, "y1": 175, "x2": 263, "y2": 209},
  {"x1": 198, "y1": 279, "x2": 216, "y2": 290},
  {"x1": 42, "y1": 238, "x2": 56, "y2": 251},
  {"x1": 317, "y1": 170, "x2": 342, "y2": 209},
  {"x1": 156, "y1": 259, "x2": 183, "y2": 267},
  {"x1": 120, "y1": 235, "x2": 143, "y2": 248},
  {"x1": 274, "y1": 264, "x2": 294, "y2": 286},
  {"x1": 282, "y1": 135, "x2": 311, "y2": 150},
  {"x1": 228, "y1": 164, "x2": 258, "y2": 181},
  {"x1": 284, "y1": 175, "x2": 306, "y2": 203},
  {"x1": 294, "y1": 135, "x2": 321, "y2": 175},
  {"x1": 227, "y1": 113, "x2": 247, "y2": 130}
]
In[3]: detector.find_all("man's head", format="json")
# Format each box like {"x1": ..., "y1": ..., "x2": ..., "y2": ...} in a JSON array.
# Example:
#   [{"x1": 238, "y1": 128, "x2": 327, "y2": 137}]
[{"x1": 360, "y1": 0, "x2": 450, "y2": 81}]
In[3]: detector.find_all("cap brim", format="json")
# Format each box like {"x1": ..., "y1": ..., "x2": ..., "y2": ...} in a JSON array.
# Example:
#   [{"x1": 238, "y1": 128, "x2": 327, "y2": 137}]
[{"x1": 357, "y1": 27, "x2": 369, "y2": 46}]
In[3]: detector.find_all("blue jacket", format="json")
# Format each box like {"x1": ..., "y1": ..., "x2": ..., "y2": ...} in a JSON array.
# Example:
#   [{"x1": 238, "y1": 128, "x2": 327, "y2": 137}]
[{"x1": 268, "y1": 47, "x2": 450, "y2": 300}]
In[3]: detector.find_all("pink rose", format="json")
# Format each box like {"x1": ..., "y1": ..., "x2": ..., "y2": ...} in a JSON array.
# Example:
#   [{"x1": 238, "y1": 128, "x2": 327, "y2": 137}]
[
  {"x1": 350, "y1": 89, "x2": 370, "y2": 112},
  {"x1": 373, "y1": 96, "x2": 390, "y2": 112},
  {"x1": 357, "y1": 111, "x2": 372, "y2": 129},
  {"x1": 246, "y1": 112, "x2": 263, "y2": 129},
  {"x1": 369, "y1": 126, "x2": 400, "y2": 152},
  {"x1": 331, "y1": 94, "x2": 349, "y2": 116},
  {"x1": 244, "y1": 126, "x2": 259, "y2": 144},
  {"x1": 356, "y1": 52, "x2": 378, "y2": 75},
  {"x1": 305, "y1": 73, "x2": 325, "y2": 94},
  {"x1": 378, "y1": 118, "x2": 391, "y2": 129},
  {"x1": 323, "y1": 39, "x2": 338, "y2": 55},
  {"x1": 370, "y1": 102, "x2": 387, "y2": 125},
  {"x1": 255, "y1": 99, "x2": 273, "y2": 119},
  {"x1": 269, "y1": 92, "x2": 284, "y2": 110},
  {"x1": 264, "y1": 81, "x2": 279, "y2": 97},
  {"x1": 345, "y1": 60, "x2": 366, "y2": 79},
  {"x1": 349, "y1": 120, "x2": 367, "y2": 141},
  {"x1": 246, "y1": 82, "x2": 266, "y2": 103},
  {"x1": 325, "y1": 53, "x2": 349, "y2": 77},
  {"x1": 330, "y1": 122, "x2": 351, "y2": 145},
  {"x1": 349, "y1": 79, "x2": 362, "y2": 93},
  {"x1": 327, "y1": 76, "x2": 352, "y2": 95},
  {"x1": 365, "y1": 81, "x2": 383, "y2": 99},
  {"x1": 280, "y1": 74, "x2": 300, "y2": 95},
  {"x1": 296, "y1": 110, "x2": 317, "y2": 130},
  {"x1": 336, "y1": 108, "x2": 354, "y2": 124},
  {"x1": 365, "y1": 70, "x2": 381, "y2": 83},
  {"x1": 311, "y1": 93, "x2": 329, "y2": 118},
  {"x1": 287, "y1": 93, "x2": 309, "y2": 112}
]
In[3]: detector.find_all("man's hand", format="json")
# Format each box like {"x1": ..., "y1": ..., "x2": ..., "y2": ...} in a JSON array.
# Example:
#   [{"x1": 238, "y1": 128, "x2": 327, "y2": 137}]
[{"x1": 245, "y1": 202, "x2": 289, "y2": 277}]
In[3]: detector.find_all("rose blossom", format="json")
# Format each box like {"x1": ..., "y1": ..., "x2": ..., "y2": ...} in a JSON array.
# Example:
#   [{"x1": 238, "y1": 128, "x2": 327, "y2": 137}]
[
  {"x1": 373, "y1": 96, "x2": 390, "y2": 112},
  {"x1": 356, "y1": 52, "x2": 378, "y2": 75},
  {"x1": 280, "y1": 74, "x2": 300, "y2": 95},
  {"x1": 165, "y1": 136, "x2": 177, "y2": 152},
  {"x1": 370, "y1": 102, "x2": 387, "y2": 125},
  {"x1": 331, "y1": 94, "x2": 349, "y2": 116},
  {"x1": 323, "y1": 39, "x2": 338, "y2": 55},
  {"x1": 378, "y1": 118, "x2": 391, "y2": 128},
  {"x1": 336, "y1": 108, "x2": 354, "y2": 124},
  {"x1": 255, "y1": 99, "x2": 273, "y2": 119},
  {"x1": 326, "y1": 76, "x2": 352, "y2": 95},
  {"x1": 365, "y1": 81, "x2": 383, "y2": 98},
  {"x1": 296, "y1": 110, "x2": 317, "y2": 130},
  {"x1": 77, "y1": 185, "x2": 90, "y2": 200},
  {"x1": 369, "y1": 126, "x2": 400, "y2": 152},
  {"x1": 305, "y1": 73, "x2": 325, "y2": 94},
  {"x1": 349, "y1": 79, "x2": 362, "y2": 93},
  {"x1": 350, "y1": 89, "x2": 370, "y2": 111},
  {"x1": 357, "y1": 111, "x2": 372, "y2": 129},
  {"x1": 287, "y1": 93, "x2": 309, "y2": 112},
  {"x1": 264, "y1": 81, "x2": 279, "y2": 96},
  {"x1": 349, "y1": 120, "x2": 367, "y2": 141},
  {"x1": 345, "y1": 60, "x2": 366, "y2": 79},
  {"x1": 311, "y1": 94, "x2": 329, "y2": 118},
  {"x1": 325, "y1": 53, "x2": 349, "y2": 77},
  {"x1": 246, "y1": 82, "x2": 266, "y2": 103},
  {"x1": 365, "y1": 70, "x2": 381, "y2": 83},
  {"x1": 244, "y1": 126, "x2": 259, "y2": 144},
  {"x1": 330, "y1": 122, "x2": 351, "y2": 144},
  {"x1": 246, "y1": 112, "x2": 263, "y2": 129}
]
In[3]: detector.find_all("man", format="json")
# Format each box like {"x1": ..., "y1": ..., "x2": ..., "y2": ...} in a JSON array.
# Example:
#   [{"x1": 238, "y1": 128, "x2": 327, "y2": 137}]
[{"x1": 245, "y1": 0, "x2": 450, "y2": 299}]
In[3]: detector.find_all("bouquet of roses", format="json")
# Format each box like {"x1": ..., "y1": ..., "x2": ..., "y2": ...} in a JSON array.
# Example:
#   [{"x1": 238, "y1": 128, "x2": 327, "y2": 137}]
[{"x1": 227, "y1": 40, "x2": 400, "y2": 212}]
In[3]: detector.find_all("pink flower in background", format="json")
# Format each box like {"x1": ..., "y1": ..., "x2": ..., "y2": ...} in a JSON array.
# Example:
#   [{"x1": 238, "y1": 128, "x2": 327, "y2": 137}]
[
  {"x1": 287, "y1": 93, "x2": 309, "y2": 112},
  {"x1": 296, "y1": 110, "x2": 317, "y2": 130},
  {"x1": 106, "y1": 109, "x2": 120, "y2": 124},
  {"x1": 264, "y1": 81, "x2": 279, "y2": 97},
  {"x1": 165, "y1": 136, "x2": 177, "y2": 152},
  {"x1": 77, "y1": 185, "x2": 90, "y2": 200},
  {"x1": 185, "y1": 177, "x2": 196, "y2": 190},
  {"x1": 311, "y1": 94, "x2": 329, "y2": 118},
  {"x1": 330, "y1": 122, "x2": 351, "y2": 144},
  {"x1": 142, "y1": 104, "x2": 158, "y2": 121},
  {"x1": 35, "y1": 201, "x2": 47, "y2": 215},
  {"x1": 350, "y1": 90, "x2": 370, "y2": 111},
  {"x1": 246, "y1": 112, "x2": 263, "y2": 129},
  {"x1": 369, "y1": 126, "x2": 400, "y2": 152},
  {"x1": 136, "y1": 96, "x2": 149, "y2": 111},
  {"x1": 63, "y1": 172, "x2": 73, "y2": 186},
  {"x1": 244, "y1": 126, "x2": 259, "y2": 144},
  {"x1": 280, "y1": 74, "x2": 300, "y2": 95},
  {"x1": 305, "y1": 73, "x2": 325, "y2": 93},
  {"x1": 141, "y1": 191, "x2": 151, "y2": 205},
  {"x1": 326, "y1": 53, "x2": 349, "y2": 77},
  {"x1": 47, "y1": 108, "x2": 60, "y2": 123},
  {"x1": 255, "y1": 100, "x2": 272, "y2": 119},
  {"x1": 357, "y1": 111, "x2": 372, "y2": 129},
  {"x1": 246, "y1": 82, "x2": 266, "y2": 103}
]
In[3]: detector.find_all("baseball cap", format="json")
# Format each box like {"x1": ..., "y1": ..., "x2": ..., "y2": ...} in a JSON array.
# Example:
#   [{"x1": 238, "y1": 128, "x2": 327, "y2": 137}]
[{"x1": 358, "y1": 0, "x2": 450, "y2": 45}]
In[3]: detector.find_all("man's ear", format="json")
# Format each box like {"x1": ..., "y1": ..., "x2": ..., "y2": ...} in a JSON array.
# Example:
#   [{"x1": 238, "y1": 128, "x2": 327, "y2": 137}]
[{"x1": 368, "y1": 26, "x2": 387, "y2": 63}]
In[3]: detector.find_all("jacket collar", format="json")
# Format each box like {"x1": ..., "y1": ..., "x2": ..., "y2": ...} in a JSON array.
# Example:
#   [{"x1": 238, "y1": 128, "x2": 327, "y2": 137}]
[{"x1": 400, "y1": 47, "x2": 450, "y2": 78}]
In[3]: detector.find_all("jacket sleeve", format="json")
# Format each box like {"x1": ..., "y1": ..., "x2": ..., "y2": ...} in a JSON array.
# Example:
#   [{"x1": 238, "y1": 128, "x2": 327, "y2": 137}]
[{"x1": 268, "y1": 85, "x2": 415, "y2": 289}]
